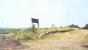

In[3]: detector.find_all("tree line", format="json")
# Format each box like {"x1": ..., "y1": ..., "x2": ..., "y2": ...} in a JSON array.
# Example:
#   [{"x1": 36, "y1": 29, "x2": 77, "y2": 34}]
[{"x1": 67, "y1": 24, "x2": 88, "y2": 29}]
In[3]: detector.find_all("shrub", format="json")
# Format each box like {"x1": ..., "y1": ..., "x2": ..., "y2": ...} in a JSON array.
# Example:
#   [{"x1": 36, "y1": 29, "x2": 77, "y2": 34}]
[
  {"x1": 15, "y1": 30, "x2": 36, "y2": 41},
  {"x1": 83, "y1": 24, "x2": 88, "y2": 29},
  {"x1": 66, "y1": 24, "x2": 79, "y2": 28}
]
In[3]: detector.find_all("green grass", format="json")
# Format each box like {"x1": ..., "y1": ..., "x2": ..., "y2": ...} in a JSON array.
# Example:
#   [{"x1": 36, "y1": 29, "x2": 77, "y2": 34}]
[{"x1": 15, "y1": 29, "x2": 37, "y2": 41}]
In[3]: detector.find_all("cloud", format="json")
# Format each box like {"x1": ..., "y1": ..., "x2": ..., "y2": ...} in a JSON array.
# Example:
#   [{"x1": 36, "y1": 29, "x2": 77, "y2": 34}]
[
  {"x1": 51, "y1": 5, "x2": 65, "y2": 12},
  {"x1": 35, "y1": 0, "x2": 48, "y2": 6},
  {"x1": 16, "y1": 0, "x2": 31, "y2": 12},
  {"x1": 0, "y1": 0, "x2": 69, "y2": 28},
  {"x1": 72, "y1": 0, "x2": 84, "y2": 2},
  {"x1": 0, "y1": 16, "x2": 31, "y2": 28}
]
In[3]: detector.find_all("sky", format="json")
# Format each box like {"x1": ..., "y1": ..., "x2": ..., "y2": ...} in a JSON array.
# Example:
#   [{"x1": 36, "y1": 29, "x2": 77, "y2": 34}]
[{"x1": 0, "y1": 0, "x2": 88, "y2": 28}]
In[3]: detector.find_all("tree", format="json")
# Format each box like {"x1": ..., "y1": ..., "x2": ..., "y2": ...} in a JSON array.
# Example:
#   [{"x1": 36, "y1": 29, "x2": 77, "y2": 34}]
[
  {"x1": 66, "y1": 24, "x2": 79, "y2": 28},
  {"x1": 83, "y1": 24, "x2": 88, "y2": 29}
]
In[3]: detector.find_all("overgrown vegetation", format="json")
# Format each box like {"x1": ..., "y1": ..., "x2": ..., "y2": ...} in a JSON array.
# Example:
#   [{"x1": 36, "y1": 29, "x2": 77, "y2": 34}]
[
  {"x1": 83, "y1": 24, "x2": 88, "y2": 29},
  {"x1": 66, "y1": 24, "x2": 79, "y2": 28},
  {"x1": 15, "y1": 28, "x2": 39, "y2": 41}
]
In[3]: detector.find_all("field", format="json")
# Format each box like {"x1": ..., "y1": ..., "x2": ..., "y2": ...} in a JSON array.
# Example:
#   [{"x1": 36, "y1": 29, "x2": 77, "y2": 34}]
[
  {"x1": 0, "y1": 28, "x2": 88, "y2": 50},
  {"x1": 20, "y1": 28, "x2": 88, "y2": 50}
]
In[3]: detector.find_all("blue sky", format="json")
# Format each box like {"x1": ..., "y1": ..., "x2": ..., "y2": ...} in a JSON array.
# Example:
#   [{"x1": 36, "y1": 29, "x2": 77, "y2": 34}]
[{"x1": 0, "y1": 0, "x2": 88, "y2": 28}]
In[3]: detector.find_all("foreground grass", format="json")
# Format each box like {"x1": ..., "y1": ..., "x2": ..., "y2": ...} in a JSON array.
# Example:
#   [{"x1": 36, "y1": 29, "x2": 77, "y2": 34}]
[{"x1": 21, "y1": 29, "x2": 88, "y2": 50}]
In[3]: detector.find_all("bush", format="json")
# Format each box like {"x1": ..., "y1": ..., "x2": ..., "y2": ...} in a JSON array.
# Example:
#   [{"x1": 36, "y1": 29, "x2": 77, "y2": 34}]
[
  {"x1": 15, "y1": 30, "x2": 36, "y2": 41},
  {"x1": 66, "y1": 24, "x2": 79, "y2": 28},
  {"x1": 83, "y1": 24, "x2": 88, "y2": 29}
]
